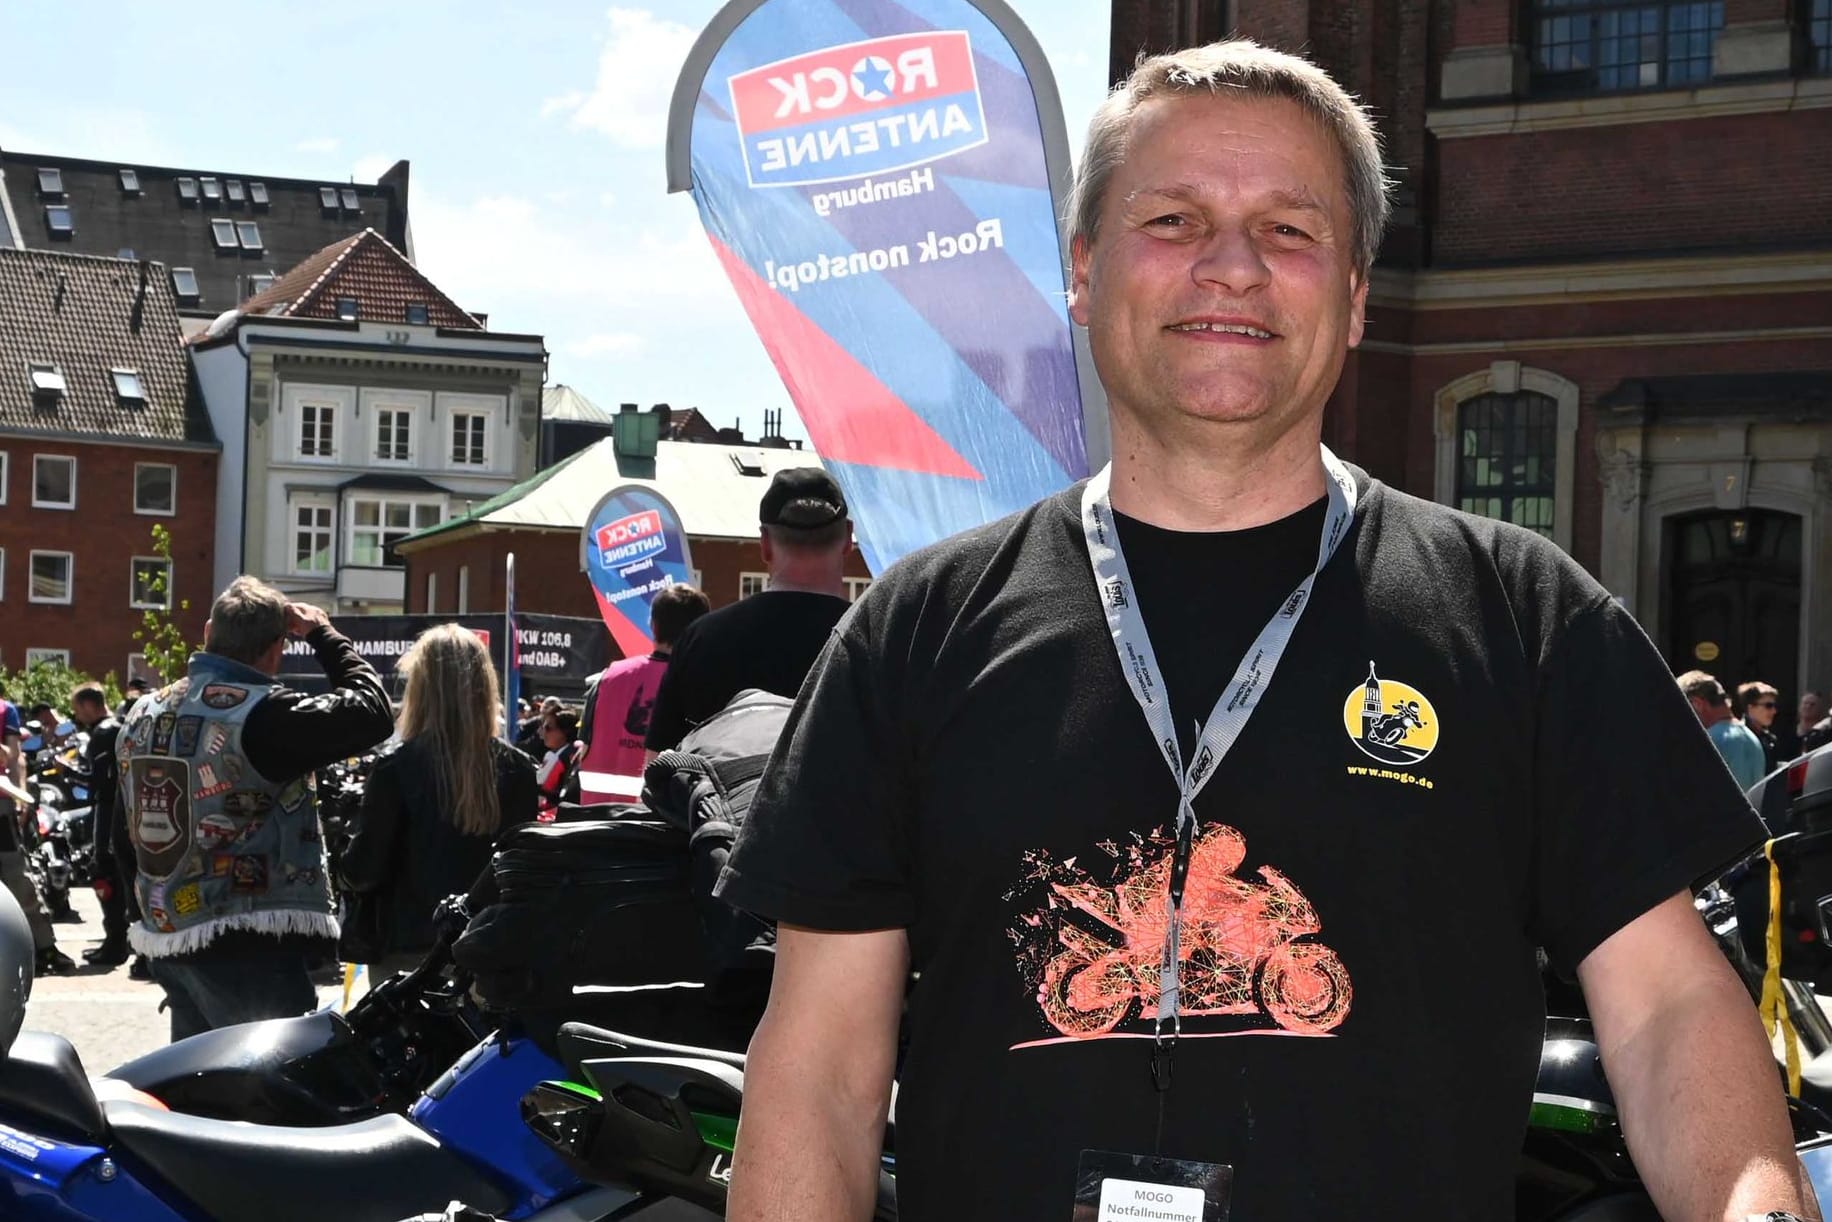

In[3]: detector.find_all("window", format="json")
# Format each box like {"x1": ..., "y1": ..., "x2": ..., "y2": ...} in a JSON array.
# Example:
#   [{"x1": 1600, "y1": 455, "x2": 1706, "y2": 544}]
[
  {"x1": 113, "y1": 368, "x2": 146, "y2": 407},
  {"x1": 425, "y1": 572, "x2": 438, "y2": 613},
  {"x1": 118, "y1": 168, "x2": 140, "y2": 195},
  {"x1": 340, "y1": 187, "x2": 360, "y2": 212},
  {"x1": 32, "y1": 455, "x2": 75, "y2": 509},
  {"x1": 130, "y1": 557, "x2": 172, "y2": 610},
  {"x1": 29, "y1": 552, "x2": 72, "y2": 604},
  {"x1": 1455, "y1": 392, "x2": 1558, "y2": 538},
  {"x1": 249, "y1": 181, "x2": 270, "y2": 207},
  {"x1": 846, "y1": 577, "x2": 874, "y2": 602},
  {"x1": 36, "y1": 168, "x2": 63, "y2": 197},
  {"x1": 44, "y1": 205, "x2": 73, "y2": 236},
  {"x1": 25, "y1": 649, "x2": 70, "y2": 669},
  {"x1": 319, "y1": 186, "x2": 340, "y2": 210},
  {"x1": 1531, "y1": 1, "x2": 1724, "y2": 93},
  {"x1": 405, "y1": 302, "x2": 429, "y2": 325},
  {"x1": 0, "y1": 548, "x2": 5, "y2": 599},
  {"x1": 0, "y1": 452, "x2": 8, "y2": 504},
  {"x1": 28, "y1": 364, "x2": 66, "y2": 401},
  {"x1": 336, "y1": 297, "x2": 360, "y2": 321},
  {"x1": 739, "y1": 572, "x2": 769, "y2": 599},
  {"x1": 171, "y1": 267, "x2": 201, "y2": 304},
  {"x1": 210, "y1": 218, "x2": 238, "y2": 251},
  {"x1": 118, "y1": 247, "x2": 135, "y2": 259},
  {"x1": 236, "y1": 221, "x2": 263, "y2": 251},
  {"x1": 226, "y1": 179, "x2": 245, "y2": 203},
  {"x1": 349, "y1": 498, "x2": 444, "y2": 568},
  {"x1": 133, "y1": 462, "x2": 175, "y2": 515},
  {"x1": 1813, "y1": 0, "x2": 1832, "y2": 72},
  {"x1": 176, "y1": 177, "x2": 198, "y2": 202},
  {"x1": 291, "y1": 498, "x2": 334, "y2": 573},
  {"x1": 245, "y1": 273, "x2": 276, "y2": 298},
  {"x1": 450, "y1": 411, "x2": 488, "y2": 466},
  {"x1": 200, "y1": 176, "x2": 221, "y2": 202},
  {"x1": 374, "y1": 407, "x2": 412, "y2": 462},
  {"x1": 457, "y1": 565, "x2": 470, "y2": 613},
  {"x1": 298, "y1": 402, "x2": 337, "y2": 459}
]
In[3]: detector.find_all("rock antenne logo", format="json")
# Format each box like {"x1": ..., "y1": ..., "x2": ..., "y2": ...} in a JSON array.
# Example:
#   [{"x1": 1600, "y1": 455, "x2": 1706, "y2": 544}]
[
  {"x1": 595, "y1": 509, "x2": 665, "y2": 569},
  {"x1": 1341, "y1": 661, "x2": 1440, "y2": 766},
  {"x1": 728, "y1": 31, "x2": 988, "y2": 188}
]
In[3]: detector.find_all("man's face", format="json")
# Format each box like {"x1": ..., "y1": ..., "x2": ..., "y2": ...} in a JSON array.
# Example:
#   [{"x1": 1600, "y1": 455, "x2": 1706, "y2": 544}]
[
  {"x1": 1801, "y1": 694, "x2": 1825, "y2": 726},
  {"x1": 72, "y1": 698, "x2": 103, "y2": 728},
  {"x1": 1747, "y1": 692, "x2": 1778, "y2": 730},
  {"x1": 1069, "y1": 93, "x2": 1367, "y2": 446}
]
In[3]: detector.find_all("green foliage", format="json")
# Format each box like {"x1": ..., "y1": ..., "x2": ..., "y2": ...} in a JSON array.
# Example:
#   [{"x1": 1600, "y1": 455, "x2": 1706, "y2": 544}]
[
  {"x1": 131, "y1": 524, "x2": 198, "y2": 683},
  {"x1": 0, "y1": 659, "x2": 120, "y2": 720}
]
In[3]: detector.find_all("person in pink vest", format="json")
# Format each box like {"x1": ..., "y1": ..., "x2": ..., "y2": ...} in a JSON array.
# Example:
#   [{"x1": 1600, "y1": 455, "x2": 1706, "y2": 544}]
[{"x1": 577, "y1": 583, "x2": 711, "y2": 805}]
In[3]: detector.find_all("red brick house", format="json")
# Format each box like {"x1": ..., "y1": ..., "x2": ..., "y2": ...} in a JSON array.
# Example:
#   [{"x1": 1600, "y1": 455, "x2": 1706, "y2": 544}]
[
  {"x1": 0, "y1": 247, "x2": 217, "y2": 680},
  {"x1": 1109, "y1": 0, "x2": 1832, "y2": 700}
]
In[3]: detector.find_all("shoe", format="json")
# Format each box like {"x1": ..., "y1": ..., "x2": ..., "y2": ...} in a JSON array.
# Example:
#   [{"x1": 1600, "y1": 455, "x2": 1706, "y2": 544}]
[
  {"x1": 82, "y1": 942, "x2": 130, "y2": 966},
  {"x1": 35, "y1": 947, "x2": 74, "y2": 976},
  {"x1": 128, "y1": 956, "x2": 152, "y2": 981}
]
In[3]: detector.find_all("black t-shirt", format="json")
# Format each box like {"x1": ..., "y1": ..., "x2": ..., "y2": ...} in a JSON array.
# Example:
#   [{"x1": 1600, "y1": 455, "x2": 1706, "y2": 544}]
[
  {"x1": 717, "y1": 473, "x2": 1765, "y2": 1222},
  {"x1": 644, "y1": 589, "x2": 850, "y2": 751}
]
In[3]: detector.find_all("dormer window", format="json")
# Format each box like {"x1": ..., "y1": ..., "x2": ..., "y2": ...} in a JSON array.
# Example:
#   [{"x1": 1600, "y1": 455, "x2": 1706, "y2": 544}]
[
  {"x1": 319, "y1": 186, "x2": 339, "y2": 211},
  {"x1": 200, "y1": 177, "x2": 221, "y2": 203},
  {"x1": 404, "y1": 302, "x2": 429, "y2": 325},
  {"x1": 340, "y1": 188, "x2": 360, "y2": 212},
  {"x1": 336, "y1": 297, "x2": 360, "y2": 321},
  {"x1": 226, "y1": 179, "x2": 246, "y2": 204},
  {"x1": 210, "y1": 218, "x2": 238, "y2": 251},
  {"x1": 44, "y1": 205, "x2": 74, "y2": 237},
  {"x1": 171, "y1": 267, "x2": 201, "y2": 305},
  {"x1": 249, "y1": 181, "x2": 270, "y2": 208},
  {"x1": 37, "y1": 168, "x2": 64, "y2": 197},
  {"x1": 119, "y1": 168, "x2": 141, "y2": 195},
  {"x1": 236, "y1": 221, "x2": 263, "y2": 252},
  {"x1": 176, "y1": 177, "x2": 199, "y2": 203}
]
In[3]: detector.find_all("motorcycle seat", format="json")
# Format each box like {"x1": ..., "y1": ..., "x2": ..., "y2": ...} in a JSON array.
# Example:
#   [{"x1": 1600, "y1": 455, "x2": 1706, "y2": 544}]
[
  {"x1": 0, "y1": 1031, "x2": 105, "y2": 1142},
  {"x1": 103, "y1": 1101, "x2": 514, "y2": 1222}
]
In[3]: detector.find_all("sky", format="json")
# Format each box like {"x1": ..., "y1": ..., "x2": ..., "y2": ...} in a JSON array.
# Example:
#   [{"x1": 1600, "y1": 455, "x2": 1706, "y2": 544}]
[{"x1": 0, "y1": 0, "x2": 1111, "y2": 443}]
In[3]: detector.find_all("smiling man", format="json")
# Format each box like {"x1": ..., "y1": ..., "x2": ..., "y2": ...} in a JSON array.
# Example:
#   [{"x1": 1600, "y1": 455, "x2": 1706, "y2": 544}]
[{"x1": 718, "y1": 40, "x2": 1816, "y2": 1222}]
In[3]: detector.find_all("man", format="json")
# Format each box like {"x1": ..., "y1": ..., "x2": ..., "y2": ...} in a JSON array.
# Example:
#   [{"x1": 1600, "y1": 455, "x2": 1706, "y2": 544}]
[
  {"x1": 1738, "y1": 680, "x2": 1784, "y2": 772},
  {"x1": 718, "y1": 41, "x2": 1815, "y2": 1222},
  {"x1": 118, "y1": 578, "x2": 394, "y2": 1040},
  {"x1": 516, "y1": 697, "x2": 560, "y2": 759},
  {"x1": 644, "y1": 468, "x2": 853, "y2": 754},
  {"x1": 1802, "y1": 692, "x2": 1832, "y2": 756},
  {"x1": 578, "y1": 583, "x2": 711, "y2": 803},
  {"x1": 118, "y1": 677, "x2": 150, "y2": 721},
  {"x1": 69, "y1": 684, "x2": 128, "y2": 966},
  {"x1": 1684, "y1": 671, "x2": 1768, "y2": 792},
  {"x1": 0, "y1": 683, "x2": 69, "y2": 975}
]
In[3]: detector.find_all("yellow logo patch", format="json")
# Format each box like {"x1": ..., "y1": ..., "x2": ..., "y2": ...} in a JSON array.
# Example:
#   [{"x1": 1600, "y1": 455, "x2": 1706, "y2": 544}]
[{"x1": 1341, "y1": 662, "x2": 1439, "y2": 767}]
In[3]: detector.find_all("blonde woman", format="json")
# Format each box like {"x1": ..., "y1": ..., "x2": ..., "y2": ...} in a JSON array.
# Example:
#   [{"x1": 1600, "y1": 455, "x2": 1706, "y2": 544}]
[{"x1": 336, "y1": 624, "x2": 538, "y2": 975}]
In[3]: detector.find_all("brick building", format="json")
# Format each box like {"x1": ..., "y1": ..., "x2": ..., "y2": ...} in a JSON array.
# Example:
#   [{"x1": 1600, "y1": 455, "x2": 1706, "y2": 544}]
[
  {"x1": 0, "y1": 247, "x2": 216, "y2": 679},
  {"x1": 1108, "y1": 0, "x2": 1832, "y2": 699},
  {"x1": 395, "y1": 413, "x2": 872, "y2": 658}
]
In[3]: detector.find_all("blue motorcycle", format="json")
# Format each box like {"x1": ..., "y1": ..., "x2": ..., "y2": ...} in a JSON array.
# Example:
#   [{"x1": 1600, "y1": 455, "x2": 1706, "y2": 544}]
[{"x1": 0, "y1": 900, "x2": 722, "y2": 1220}]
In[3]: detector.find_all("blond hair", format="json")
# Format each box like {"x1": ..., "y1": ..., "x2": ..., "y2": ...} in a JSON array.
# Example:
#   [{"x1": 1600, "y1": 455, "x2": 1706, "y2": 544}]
[
  {"x1": 1068, "y1": 39, "x2": 1394, "y2": 276},
  {"x1": 397, "y1": 624, "x2": 502, "y2": 837}
]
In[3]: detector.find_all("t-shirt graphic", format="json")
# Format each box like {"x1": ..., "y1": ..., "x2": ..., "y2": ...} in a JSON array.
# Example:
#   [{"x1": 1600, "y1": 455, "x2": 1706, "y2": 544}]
[
  {"x1": 1009, "y1": 822, "x2": 1351, "y2": 1046},
  {"x1": 1345, "y1": 661, "x2": 1439, "y2": 766}
]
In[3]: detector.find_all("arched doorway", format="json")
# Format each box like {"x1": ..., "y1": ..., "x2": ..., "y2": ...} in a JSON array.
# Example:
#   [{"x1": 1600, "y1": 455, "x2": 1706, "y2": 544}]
[{"x1": 1662, "y1": 509, "x2": 1802, "y2": 696}]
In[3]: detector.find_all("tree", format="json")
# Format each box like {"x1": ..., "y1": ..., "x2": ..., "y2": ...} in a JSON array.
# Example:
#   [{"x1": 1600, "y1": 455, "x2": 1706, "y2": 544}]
[
  {"x1": 0, "y1": 659, "x2": 120, "y2": 720},
  {"x1": 132, "y1": 524, "x2": 197, "y2": 683}
]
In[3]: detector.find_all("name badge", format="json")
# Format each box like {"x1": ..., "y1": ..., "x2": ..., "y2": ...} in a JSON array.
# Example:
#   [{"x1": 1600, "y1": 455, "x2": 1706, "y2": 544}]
[{"x1": 1073, "y1": 1150, "x2": 1232, "y2": 1221}]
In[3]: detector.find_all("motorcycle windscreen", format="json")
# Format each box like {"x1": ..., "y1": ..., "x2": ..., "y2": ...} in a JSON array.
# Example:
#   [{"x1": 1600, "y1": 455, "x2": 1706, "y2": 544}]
[{"x1": 682, "y1": 0, "x2": 1092, "y2": 574}]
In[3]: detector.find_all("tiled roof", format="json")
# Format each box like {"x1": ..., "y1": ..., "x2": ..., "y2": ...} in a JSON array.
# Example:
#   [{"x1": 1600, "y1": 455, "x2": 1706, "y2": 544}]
[
  {"x1": 669, "y1": 407, "x2": 721, "y2": 441},
  {"x1": 0, "y1": 246, "x2": 213, "y2": 445},
  {"x1": 238, "y1": 228, "x2": 480, "y2": 329},
  {"x1": 0, "y1": 150, "x2": 410, "y2": 316}
]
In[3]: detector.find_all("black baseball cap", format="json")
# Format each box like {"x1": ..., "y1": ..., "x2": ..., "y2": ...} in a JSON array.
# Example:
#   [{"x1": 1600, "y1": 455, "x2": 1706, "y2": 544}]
[{"x1": 760, "y1": 467, "x2": 847, "y2": 529}]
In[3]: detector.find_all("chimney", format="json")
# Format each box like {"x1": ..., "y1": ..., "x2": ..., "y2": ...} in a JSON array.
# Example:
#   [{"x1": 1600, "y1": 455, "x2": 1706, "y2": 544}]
[{"x1": 612, "y1": 400, "x2": 661, "y2": 478}]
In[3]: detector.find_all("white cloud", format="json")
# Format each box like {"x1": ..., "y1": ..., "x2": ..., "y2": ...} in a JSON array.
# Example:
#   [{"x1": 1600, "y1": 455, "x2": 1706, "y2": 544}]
[
  {"x1": 565, "y1": 332, "x2": 648, "y2": 357},
  {"x1": 542, "y1": 7, "x2": 697, "y2": 149},
  {"x1": 295, "y1": 136, "x2": 341, "y2": 154}
]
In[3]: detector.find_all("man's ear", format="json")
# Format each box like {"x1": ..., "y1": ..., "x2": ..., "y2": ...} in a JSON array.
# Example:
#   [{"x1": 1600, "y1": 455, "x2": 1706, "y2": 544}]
[
  {"x1": 202, "y1": 619, "x2": 214, "y2": 649},
  {"x1": 1346, "y1": 268, "x2": 1370, "y2": 350},
  {"x1": 1068, "y1": 234, "x2": 1093, "y2": 328},
  {"x1": 758, "y1": 529, "x2": 776, "y2": 568}
]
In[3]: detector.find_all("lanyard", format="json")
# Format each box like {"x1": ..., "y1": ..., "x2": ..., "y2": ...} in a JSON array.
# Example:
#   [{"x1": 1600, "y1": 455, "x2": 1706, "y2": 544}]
[{"x1": 1080, "y1": 446, "x2": 1358, "y2": 1106}]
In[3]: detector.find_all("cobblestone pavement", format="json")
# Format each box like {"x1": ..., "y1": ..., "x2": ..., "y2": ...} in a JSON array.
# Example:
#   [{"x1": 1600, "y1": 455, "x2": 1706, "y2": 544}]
[{"x1": 23, "y1": 885, "x2": 344, "y2": 1073}]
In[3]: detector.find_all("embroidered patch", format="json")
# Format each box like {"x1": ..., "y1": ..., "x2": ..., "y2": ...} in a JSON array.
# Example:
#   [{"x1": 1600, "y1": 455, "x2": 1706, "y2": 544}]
[
  {"x1": 202, "y1": 725, "x2": 229, "y2": 757},
  {"x1": 172, "y1": 883, "x2": 202, "y2": 916},
  {"x1": 221, "y1": 791, "x2": 273, "y2": 817},
  {"x1": 200, "y1": 684, "x2": 249, "y2": 710},
  {"x1": 130, "y1": 760, "x2": 191, "y2": 881},
  {"x1": 195, "y1": 813, "x2": 239, "y2": 850},
  {"x1": 148, "y1": 906, "x2": 174, "y2": 933},
  {"x1": 173, "y1": 716, "x2": 204, "y2": 757},
  {"x1": 228, "y1": 855, "x2": 269, "y2": 894},
  {"x1": 193, "y1": 763, "x2": 233, "y2": 801},
  {"x1": 151, "y1": 713, "x2": 176, "y2": 755}
]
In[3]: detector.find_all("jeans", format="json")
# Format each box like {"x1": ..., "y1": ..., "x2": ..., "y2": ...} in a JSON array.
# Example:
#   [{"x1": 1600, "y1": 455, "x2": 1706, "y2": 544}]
[{"x1": 149, "y1": 946, "x2": 317, "y2": 1042}]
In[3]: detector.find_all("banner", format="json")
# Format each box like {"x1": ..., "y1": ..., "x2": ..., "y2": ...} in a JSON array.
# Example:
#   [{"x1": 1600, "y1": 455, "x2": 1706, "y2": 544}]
[
  {"x1": 504, "y1": 552, "x2": 521, "y2": 739},
  {"x1": 278, "y1": 613, "x2": 610, "y2": 700},
  {"x1": 580, "y1": 485, "x2": 698, "y2": 658},
  {"x1": 667, "y1": 0, "x2": 1105, "y2": 574}
]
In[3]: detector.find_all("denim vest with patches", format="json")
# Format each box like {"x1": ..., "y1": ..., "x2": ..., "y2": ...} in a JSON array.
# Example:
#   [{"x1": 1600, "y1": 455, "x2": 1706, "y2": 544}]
[{"x1": 117, "y1": 652, "x2": 337, "y2": 957}]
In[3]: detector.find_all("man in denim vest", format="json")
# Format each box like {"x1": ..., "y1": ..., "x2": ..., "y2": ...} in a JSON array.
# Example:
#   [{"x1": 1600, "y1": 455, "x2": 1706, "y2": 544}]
[{"x1": 118, "y1": 577, "x2": 394, "y2": 1040}]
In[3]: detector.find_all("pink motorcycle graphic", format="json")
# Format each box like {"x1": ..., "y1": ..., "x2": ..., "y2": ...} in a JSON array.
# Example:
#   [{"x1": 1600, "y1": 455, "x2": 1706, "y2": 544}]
[{"x1": 1035, "y1": 824, "x2": 1352, "y2": 1038}]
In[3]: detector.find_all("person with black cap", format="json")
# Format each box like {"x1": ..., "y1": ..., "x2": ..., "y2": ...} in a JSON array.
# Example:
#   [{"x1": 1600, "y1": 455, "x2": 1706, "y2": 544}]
[
  {"x1": 643, "y1": 467, "x2": 853, "y2": 754},
  {"x1": 118, "y1": 677, "x2": 150, "y2": 721}
]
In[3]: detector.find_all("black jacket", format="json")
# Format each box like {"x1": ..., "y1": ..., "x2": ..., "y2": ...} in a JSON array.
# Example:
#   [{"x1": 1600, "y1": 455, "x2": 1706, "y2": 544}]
[
  {"x1": 80, "y1": 717, "x2": 122, "y2": 863},
  {"x1": 336, "y1": 737, "x2": 538, "y2": 958}
]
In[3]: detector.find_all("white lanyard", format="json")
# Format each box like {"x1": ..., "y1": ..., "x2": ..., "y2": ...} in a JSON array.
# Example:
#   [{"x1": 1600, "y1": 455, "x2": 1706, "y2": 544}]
[{"x1": 1080, "y1": 445, "x2": 1358, "y2": 1083}]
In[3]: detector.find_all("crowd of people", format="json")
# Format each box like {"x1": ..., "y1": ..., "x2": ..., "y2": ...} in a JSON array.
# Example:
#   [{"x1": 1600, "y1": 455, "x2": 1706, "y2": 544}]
[{"x1": 1680, "y1": 669, "x2": 1832, "y2": 791}]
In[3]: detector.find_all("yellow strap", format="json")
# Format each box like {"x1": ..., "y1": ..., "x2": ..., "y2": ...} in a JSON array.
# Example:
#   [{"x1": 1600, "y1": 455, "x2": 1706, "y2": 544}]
[
  {"x1": 1759, "y1": 838, "x2": 1803, "y2": 1097},
  {"x1": 341, "y1": 961, "x2": 358, "y2": 1014}
]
